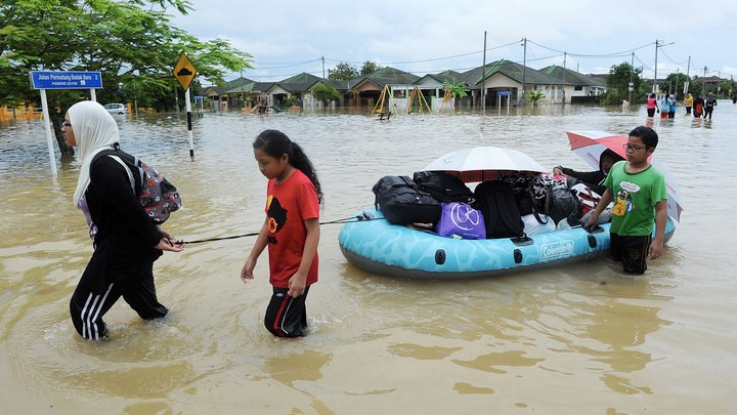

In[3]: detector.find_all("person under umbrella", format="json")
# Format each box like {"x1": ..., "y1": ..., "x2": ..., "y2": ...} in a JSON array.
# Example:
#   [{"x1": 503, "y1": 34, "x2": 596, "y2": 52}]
[{"x1": 553, "y1": 148, "x2": 624, "y2": 195}]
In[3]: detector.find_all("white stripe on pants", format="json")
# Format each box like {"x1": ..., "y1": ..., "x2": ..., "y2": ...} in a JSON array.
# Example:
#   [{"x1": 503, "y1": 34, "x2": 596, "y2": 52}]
[{"x1": 80, "y1": 283, "x2": 114, "y2": 340}]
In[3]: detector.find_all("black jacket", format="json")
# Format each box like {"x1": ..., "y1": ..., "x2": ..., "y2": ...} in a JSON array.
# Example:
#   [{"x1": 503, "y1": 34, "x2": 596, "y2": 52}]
[
  {"x1": 558, "y1": 149, "x2": 622, "y2": 195},
  {"x1": 84, "y1": 154, "x2": 161, "y2": 292}
]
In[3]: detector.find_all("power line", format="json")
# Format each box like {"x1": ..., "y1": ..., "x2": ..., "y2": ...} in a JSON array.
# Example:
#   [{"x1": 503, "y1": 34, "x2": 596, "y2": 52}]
[
  {"x1": 659, "y1": 49, "x2": 689, "y2": 66},
  {"x1": 527, "y1": 39, "x2": 654, "y2": 58},
  {"x1": 250, "y1": 58, "x2": 322, "y2": 70},
  {"x1": 324, "y1": 40, "x2": 522, "y2": 66}
]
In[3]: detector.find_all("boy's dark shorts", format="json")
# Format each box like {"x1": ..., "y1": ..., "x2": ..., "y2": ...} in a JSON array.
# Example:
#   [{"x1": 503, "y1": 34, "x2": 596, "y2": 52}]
[{"x1": 610, "y1": 233, "x2": 652, "y2": 274}]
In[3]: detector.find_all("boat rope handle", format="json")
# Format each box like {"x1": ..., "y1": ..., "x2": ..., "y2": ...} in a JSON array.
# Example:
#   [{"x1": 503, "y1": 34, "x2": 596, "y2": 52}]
[{"x1": 183, "y1": 211, "x2": 377, "y2": 244}]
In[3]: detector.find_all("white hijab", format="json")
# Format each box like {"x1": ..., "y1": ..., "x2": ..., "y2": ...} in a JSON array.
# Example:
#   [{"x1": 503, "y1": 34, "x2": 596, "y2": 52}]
[{"x1": 70, "y1": 101, "x2": 121, "y2": 207}]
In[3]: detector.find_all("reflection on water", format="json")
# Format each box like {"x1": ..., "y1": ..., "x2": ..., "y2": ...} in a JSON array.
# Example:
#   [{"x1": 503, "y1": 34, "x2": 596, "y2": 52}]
[{"x1": 2, "y1": 103, "x2": 737, "y2": 413}]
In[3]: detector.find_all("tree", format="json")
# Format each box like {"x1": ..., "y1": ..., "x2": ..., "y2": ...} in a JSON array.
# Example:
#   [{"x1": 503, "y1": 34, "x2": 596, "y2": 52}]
[
  {"x1": 442, "y1": 79, "x2": 467, "y2": 99},
  {"x1": 312, "y1": 84, "x2": 341, "y2": 105},
  {"x1": 0, "y1": 0, "x2": 253, "y2": 156},
  {"x1": 360, "y1": 61, "x2": 379, "y2": 76},
  {"x1": 440, "y1": 79, "x2": 467, "y2": 113},
  {"x1": 527, "y1": 91, "x2": 545, "y2": 107},
  {"x1": 328, "y1": 62, "x2": 358, "y2": 81},
  {"x1": 661, "y1": 72, "x2": 690, "y2": 99},
  {"x1": 601, "y1": 62, "x2": 643, "y2": 105}
]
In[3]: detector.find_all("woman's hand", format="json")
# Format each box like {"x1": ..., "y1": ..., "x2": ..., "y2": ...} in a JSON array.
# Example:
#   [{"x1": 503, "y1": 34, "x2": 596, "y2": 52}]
[
  {"x1": 155, "y1": 238, "x2": 184, "y2": 252},
  {"x1": 156, "y1": 225, "x2": 184, "y2": 247}
]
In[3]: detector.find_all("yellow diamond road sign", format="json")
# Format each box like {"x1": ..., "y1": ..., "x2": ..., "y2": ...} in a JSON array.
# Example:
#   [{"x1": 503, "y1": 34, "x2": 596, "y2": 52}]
[{"x1": 173, "y1": 52, "x2": 197, "y2": 91}]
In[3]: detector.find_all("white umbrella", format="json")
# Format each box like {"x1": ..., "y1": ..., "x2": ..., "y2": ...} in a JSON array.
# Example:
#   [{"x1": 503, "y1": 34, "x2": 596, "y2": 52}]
[
  {"x1": 423, "y1": 146, "x2": 547, "y2": 183},
  {"x1": 565, "y1": 130, "x2": 683, "y2": 222}
]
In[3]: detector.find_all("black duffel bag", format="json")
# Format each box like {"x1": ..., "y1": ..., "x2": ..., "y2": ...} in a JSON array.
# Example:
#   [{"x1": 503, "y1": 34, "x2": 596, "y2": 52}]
[
  {"x1": 372, "y1": 175, "x2": 442, "y2": 225},
  {"x1": 412, "y1": 171, "x2": 475, "y2": 204}
]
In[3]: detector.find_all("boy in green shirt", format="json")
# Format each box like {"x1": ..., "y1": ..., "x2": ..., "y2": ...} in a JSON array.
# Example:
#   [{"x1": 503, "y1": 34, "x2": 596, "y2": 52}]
[{"x1": 585, "y1": 126, "x2": 668, "y2": 274}]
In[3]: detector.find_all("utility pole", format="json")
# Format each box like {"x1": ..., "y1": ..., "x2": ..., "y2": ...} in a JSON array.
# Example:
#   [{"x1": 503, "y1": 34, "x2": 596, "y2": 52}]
[
  {"x1": 653, "y1": 40, "x2": 674, "y2": 94},
  {"x1": 684, "y1": 56, "x2": 691, "y2": 94},
  {"x1": 521, "y1": 37, "x2": 527, "y2": 106},
  {"x1": 702, "y1": 66, "x2": 707, "y2": 95},
  {"x1": 481, "y1": 31, "x2": 487, "y2": 113},
  {"x1": 562, "y1": 52, "x2": 567, "y2": 104},
  {"x1": 628, "y1": 52, "x2": 634, "y2": 104},
  {"x1": 322, "y1": 56, "x2": 325, "y2": 78},
  {"x1": 653, "y1": 39, "x2": 659, "y2": 93}
]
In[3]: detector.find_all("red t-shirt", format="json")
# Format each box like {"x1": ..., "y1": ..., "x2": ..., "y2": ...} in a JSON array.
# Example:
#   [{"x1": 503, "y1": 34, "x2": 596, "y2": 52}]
[{"x1": 264, "y1": 169, "x2": 320, "y2": 288}]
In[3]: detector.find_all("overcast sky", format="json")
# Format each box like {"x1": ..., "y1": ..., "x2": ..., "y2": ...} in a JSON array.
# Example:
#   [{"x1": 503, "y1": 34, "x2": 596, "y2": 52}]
[{"x1": 169, "y1": 0, "x2": 737, "y2": 83}]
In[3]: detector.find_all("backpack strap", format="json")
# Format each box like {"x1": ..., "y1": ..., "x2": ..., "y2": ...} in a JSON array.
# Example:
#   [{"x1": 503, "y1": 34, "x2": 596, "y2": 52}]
[
  {"x1": 107, "y1": 155, "x2": 135, "y2": 194},
  {"x1": 92, "y1": 146, "x2": 144, "y2": 196}
]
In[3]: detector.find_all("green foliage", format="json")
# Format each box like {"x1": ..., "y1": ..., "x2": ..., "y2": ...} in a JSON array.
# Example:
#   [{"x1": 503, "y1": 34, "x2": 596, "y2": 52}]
[
  {"x1": 720, "y1": 79, "x2": 736, "y2": 97},
  {"x1": 659, "y1": 72, "x2": 690, "y2": 99},
  {"x1": 442, "y1": 79, "x2": 467, "y2": 99},
  {"x1": 0, "y1": 0, "x2": 253, "y2": 139},
  {"x1": 313, "y1": 84, "x2": 341, "y2": 103},
  {"x1": 601, "y1": 62, "x2": 644, "y2": 104},
  {"x1": 328, "y1": 62, "x2": 358, "y2": 81},
  {"x1": 283, "y1": 94, "x2": 298, "y2": 107},
  {"x1": 360, "y1": 61, "x2": 379, "y2": 76},
  {"x1": 526, "y1": 90, "x2": 545, "y2": 106}
]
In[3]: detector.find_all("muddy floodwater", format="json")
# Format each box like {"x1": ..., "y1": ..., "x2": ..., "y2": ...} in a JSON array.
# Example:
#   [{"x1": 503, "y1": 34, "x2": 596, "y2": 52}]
[{"x1": 1, "y1": 103, "x2": 736, "y2": 414}]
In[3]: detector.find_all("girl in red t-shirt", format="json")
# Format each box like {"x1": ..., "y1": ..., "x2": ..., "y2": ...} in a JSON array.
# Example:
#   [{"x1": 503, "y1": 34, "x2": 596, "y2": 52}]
[{"x1": 241, "y1": 130, "x2": 323, "y2": 337}]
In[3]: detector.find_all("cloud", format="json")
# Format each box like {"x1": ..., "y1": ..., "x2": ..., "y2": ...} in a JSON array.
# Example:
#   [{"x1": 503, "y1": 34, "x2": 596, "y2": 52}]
[{"x1": 168, "y1": 0, "x2": 737, "y2": 81}]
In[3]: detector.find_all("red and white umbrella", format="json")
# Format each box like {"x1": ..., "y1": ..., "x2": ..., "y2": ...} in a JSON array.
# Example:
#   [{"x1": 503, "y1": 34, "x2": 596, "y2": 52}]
[
  {"x1": 565, "y1": 130, "x2": 683, "y2": 222},
  {"x1": 423, "y1": 146, "x2": 547, "y2": 183}
]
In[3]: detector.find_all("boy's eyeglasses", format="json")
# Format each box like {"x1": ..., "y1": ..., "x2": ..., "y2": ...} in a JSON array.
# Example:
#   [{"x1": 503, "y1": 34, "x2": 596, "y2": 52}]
[
  {"x1": 62, "y1": 122, "x2": 72, "y2": 127},
  {"x1": 622, "y1": 144, "x2": 645, "y2": 152}
]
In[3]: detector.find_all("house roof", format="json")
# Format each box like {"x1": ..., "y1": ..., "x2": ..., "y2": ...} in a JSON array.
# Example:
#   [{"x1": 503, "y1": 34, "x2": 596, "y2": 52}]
[
  {"x1": 203, "y1": 77, "x2": 257, "y2": 95},
  {"x1": 414, "y1": 70, "x2": 466, "y2": 86},
  {"x1": 350, "y1": 66, "x2": 420, "y2": 89},
  {"x1": 540, "y1": 65, "x2": 606, "y2": 87},
  {"x1": 268, "y1": 72, "x2": 349, "y2": 93},
  {"x1": 251, "y1": 82, "x2": 275, "y2": 93},
  {"x1": 324, "y1": 79, "x2": 351, "y2": 92},
  {"x1": 478, "y1": 59, "x2": 558, "y2": 85},
  {"x1": 694, "y1": 76, "x2": 726, "y2": 83},
  {"x1": 277, "y1": 72, "x2": 323, "y2": 92}
]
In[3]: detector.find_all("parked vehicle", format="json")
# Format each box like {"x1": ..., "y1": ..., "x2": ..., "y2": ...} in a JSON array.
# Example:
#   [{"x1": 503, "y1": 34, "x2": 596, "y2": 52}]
[{"x1": 103, "y1": 103, "x2": 129, "y2": 115}]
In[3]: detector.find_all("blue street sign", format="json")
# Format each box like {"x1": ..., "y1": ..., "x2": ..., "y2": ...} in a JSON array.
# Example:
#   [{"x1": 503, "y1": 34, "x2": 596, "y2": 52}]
[{"x1": 29, "y1": 71, "x2": 103, "y2": 89}]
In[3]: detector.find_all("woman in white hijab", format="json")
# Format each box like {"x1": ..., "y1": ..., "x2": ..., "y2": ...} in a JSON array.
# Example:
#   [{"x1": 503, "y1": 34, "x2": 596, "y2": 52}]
[{"x1": 65, "y1": 101, "x2": 183, "y2": 340}]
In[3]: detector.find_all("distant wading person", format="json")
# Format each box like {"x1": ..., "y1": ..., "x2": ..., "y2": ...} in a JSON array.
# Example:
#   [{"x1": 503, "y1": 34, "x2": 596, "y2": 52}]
[
  {"x1": 684, "y1": 93, "x2": 693, "y2": 115},
  {"x1": 241, "y1": 129, "x2": 322, "y2": 337},
  {"x1": 704, "y1": 93, "x2": 717, "y2": 119},
  {"x1": 693, "y1": 94, "x2": 705, "y2": 118},
  {"x1": 65, "y1": 101, "x2": 184, "y2": 340},
  {"x1": 646, "y1": 93, "x2": 659, "y2": 117}
]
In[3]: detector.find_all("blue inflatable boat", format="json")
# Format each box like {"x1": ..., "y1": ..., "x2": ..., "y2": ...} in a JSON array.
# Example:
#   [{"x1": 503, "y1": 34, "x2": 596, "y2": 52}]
[{"x1": 338, "y1": 208, "x2": 676, "y2": 280}]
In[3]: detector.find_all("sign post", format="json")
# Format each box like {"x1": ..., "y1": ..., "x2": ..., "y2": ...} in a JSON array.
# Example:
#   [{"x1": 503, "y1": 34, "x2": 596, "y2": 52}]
[
  {"x1": 173, "y1": 52, "x2": 197, "y2": 159},
  {"x1": 29, "y1": 71, "x2": 103, "y2": 176}
]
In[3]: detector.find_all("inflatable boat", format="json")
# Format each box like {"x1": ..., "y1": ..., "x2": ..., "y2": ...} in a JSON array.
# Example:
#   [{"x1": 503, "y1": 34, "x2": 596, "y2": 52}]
[{"x1": 338, "y1": 208, "x2": 676, "y2": 280}]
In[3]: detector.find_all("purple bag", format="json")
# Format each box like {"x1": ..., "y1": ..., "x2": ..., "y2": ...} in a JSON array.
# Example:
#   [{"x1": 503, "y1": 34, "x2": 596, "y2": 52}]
[{"x1": 436, "y1": 202, "x2": 486, "y2": 240}]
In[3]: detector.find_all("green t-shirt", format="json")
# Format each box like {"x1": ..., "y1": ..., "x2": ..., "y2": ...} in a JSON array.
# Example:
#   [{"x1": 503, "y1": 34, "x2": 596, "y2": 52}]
[{"x1": 604, "y1": 161, "x2": 668, "y2": 236}]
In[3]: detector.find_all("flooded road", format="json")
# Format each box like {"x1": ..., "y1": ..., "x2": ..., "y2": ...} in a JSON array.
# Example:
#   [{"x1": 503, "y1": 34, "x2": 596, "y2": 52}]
[{"x1": 1, "y1": 104, "x2": 736, "y2": 414}]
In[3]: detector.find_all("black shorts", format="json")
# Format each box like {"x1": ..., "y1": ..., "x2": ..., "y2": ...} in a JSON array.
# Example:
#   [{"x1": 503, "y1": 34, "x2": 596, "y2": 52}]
[
  {"x1": 610, "y1": 233, "x2": 652, "y2": 274},
  {"x1": 264, "y1": 286, "x2": 310, "y2": 337}
]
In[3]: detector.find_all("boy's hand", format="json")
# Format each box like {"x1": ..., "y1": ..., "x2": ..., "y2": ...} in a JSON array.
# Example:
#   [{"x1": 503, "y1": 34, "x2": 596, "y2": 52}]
[
  {"x1": 288, "y1": 272, "x2": 307, "y2": 297},
  {"x1": 241, "y1": 260, "x2": 256, "y2": 283},
  {"x1": 649, "y1": 239, "x2": 664, "y2": 259}
]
